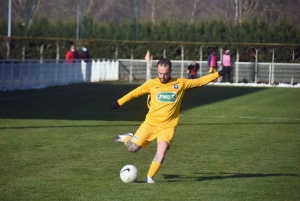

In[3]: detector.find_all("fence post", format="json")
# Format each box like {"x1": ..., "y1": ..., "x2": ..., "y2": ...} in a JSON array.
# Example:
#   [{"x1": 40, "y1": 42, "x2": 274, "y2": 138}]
[
  {"x1": 271, "y1": 48, "x2": 274, "y2": 85},
  {"x1": 40, "y1": 44, "x2": 44, "y2": 63},
  {"x1": 218, "y1": 47, "x2": 223, "y2": 82},
  {"x1": 163, "y1": 49, "x2": 166, "y2": 58},
  {"x1": 115, "y1": 47, "x2": 118, "y2": 59},
  {"x1": 56, "y1": 41, "x2": 60, "y2": 62},
  {"x1": 254, "y1": 48, "x2": 259, "y2": 83},
  {"x1": 129, "y1": 50, "x2": 133, "y2": 82},
  {"x1": 199, "y1": 46, "x2": 203, "y2": 77},
  {"x1": 268, "y1": 64, "x2": 272, "y2": 84},
  {"x1": 235, "y1": 50, "x2": 239, "y2": 83},
  {"x1": 146, "y1": 50, "x2": 151, "y2": 80},
  {"x1": 181, "y1": 46, "x2": 184, "y2": 78},
  {"x1": 150, "y1": 55, "x2": 153, "y2": 79},
  {"x1": 22, "y1": 46, "x2": 26, "y2": 60}
]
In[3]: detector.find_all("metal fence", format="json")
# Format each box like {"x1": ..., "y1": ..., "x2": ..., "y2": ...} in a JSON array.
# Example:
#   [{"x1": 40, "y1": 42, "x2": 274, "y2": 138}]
[
  {"x1": 118, "y1": 60, "x2": 300, "y2": 84},
  {"x1": 0, "y1": 59, "x2": 118, "y2": 91},
  {"x1": 0, "y1": 60, "x2": 87, "y2": 91},
  {"x1": 1, "y1": 59, "x2": 299, "y2": 91}
]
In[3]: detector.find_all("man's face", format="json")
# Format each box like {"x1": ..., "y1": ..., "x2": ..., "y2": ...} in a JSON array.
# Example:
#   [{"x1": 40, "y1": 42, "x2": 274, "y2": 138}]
[{"x1": 157, "y1": 64, "x2": 172, "y2": 84}]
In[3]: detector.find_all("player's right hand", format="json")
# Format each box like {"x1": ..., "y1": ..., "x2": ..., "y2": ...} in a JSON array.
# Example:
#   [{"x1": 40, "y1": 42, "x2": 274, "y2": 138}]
[{"x1": 110, "y1": 101, "x2": 120, "y2": 109}]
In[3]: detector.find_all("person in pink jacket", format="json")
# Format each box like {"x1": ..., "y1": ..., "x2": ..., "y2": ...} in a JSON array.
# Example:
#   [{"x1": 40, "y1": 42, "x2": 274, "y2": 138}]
[
  {"x1": 208, "y1": 50, "x2": 218, "y2": 74},
  {"x1": 221, "y1": 49, "x2": 232, "y2": 82}
]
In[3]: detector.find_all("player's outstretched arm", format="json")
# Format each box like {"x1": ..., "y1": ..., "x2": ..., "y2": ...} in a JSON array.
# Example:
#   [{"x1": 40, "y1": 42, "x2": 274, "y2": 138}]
[{"x1": 110, "y1": 100, "x2": 120, "y2": 109}]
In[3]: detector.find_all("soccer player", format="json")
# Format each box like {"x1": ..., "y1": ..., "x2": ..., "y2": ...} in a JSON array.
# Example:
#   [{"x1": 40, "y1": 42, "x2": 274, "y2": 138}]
[{"x1": 110, "y1": 58, "x2": 228, "y2": 183}]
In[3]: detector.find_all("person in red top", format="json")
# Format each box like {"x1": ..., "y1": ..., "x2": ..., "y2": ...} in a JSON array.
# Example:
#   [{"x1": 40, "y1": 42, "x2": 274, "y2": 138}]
[
  {"x1": 65, "y1": 45, "x2": 83, "y2": 64},
  {"x1": 187, "y1": 61, "x2": 200, "y2": 79}
]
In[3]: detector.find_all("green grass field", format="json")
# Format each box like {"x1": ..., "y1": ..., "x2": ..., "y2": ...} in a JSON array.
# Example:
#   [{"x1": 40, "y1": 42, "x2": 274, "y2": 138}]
[{"x1": 0, "y1": 82, "x2": 299, "y2": 201}]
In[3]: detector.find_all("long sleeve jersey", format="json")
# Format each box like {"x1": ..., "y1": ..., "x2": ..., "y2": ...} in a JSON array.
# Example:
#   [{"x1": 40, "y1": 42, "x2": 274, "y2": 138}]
[{"x1": 117, "y1": 72, "x2": 220, "y2": 128}]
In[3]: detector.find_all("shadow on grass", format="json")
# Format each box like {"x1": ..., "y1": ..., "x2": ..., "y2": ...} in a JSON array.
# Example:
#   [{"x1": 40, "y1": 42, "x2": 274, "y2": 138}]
[
  {"x1": 163, "y1": 173, "x2": 299, "y2": 182},
  {"x1": 0, "y1": 82, "x2": 267, "y2": 121}
]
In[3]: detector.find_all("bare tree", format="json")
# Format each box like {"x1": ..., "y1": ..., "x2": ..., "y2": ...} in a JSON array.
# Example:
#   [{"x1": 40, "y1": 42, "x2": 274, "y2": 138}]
[
  {"x1": 85, "y1": 0, "x2": 117, "y2": 18},
  {"x1": 12, "y1": 0, "x2": 42, "y2": 27},
  {"x1": 191, "y1": 0, "x2": 200, "y2": 24},
  {"x1": 235, "y1": 0, "x2": 260, "y2": 24},
  {"x1": 151, "y1": 0, "x2": 156, "y2": 25},
  {"x1": 160, "y1": 0, "x2": 186, "y2": 24},
  {"x1": 0, "y1": 0, "x2": 299, "y2": 29},
  {"x1": 213, "y1": 0, "x2": 292, "y2": 24},
  {"x1": 207, "y1": 0, "x2": 234, "y2": 22},
  {"x1": 208, "y1": 0, "x2": 261, "y2": 23}
]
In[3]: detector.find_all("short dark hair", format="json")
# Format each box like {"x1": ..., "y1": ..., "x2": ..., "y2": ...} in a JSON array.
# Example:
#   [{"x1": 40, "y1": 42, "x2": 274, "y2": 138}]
[{"x1": 157, "y1": 58, "x2": 172, "y2": 69}]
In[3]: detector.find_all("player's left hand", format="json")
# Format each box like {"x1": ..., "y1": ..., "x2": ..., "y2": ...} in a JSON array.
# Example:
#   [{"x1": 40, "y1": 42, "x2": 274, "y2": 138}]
[{"x1": 110, "y1": 101, "x2": 120, "y2": 109}]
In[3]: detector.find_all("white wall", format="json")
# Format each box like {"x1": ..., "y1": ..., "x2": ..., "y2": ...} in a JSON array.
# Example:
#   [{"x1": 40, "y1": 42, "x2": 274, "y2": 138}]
[{"x1": 0, "y1": 59, "x2": 119, "y2": 91}]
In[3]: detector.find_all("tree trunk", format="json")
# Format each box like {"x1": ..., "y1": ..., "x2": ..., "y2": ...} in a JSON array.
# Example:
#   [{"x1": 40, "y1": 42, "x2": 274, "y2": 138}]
[{"x1": 151, "y1": 0, "x2": 156, "y2": 25}]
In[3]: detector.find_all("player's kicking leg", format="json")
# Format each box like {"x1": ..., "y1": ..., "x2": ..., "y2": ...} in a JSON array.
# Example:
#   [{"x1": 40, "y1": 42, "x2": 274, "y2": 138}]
[
  {"x1": 115, "y1": 133, "x2": 133, "y2": 142},
  {"x1": 115, "y1": 133, "x2": 141, "y2": 153}
]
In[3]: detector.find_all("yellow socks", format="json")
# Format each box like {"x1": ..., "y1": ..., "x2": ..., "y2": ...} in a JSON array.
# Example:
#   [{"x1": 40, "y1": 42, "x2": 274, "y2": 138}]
[
  {"x1": 147, "y1": 161, "x2": 161, "y2": 177},
  {"x1": 124, "y1": 136, "x2": 132, "y2": 145}
]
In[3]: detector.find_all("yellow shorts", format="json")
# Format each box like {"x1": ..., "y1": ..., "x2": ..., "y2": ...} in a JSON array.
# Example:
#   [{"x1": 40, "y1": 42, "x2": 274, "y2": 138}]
[
  {"x1": 209, "y1": 67, "x2": 217, "y2": 74},
  {"x1": 131, "y1": 123, "x2": 176, "y2": 148}
]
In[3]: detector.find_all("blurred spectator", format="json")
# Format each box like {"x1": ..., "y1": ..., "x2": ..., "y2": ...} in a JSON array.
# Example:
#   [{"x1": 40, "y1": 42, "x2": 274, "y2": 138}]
[
  {"x1": 79, "y1": 46, "x2": 91, "y2": 62},
  {"x1": 221, "y1": 49, "x2": 233, "y2": 82},
  {"x1": 208, "y1": 50, "x2": 218, "y2": 74},
  {"x1": 187, "y1": 60, "x2": 200, "y2": 79},
  {"x1": 65, "y1": 45, "x2": 83, "y2": 64}
]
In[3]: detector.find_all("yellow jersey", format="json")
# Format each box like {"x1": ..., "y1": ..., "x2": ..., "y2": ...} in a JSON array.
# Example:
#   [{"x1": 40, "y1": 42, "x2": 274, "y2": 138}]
[{"x1": 118, "y1": 72, "x2": 220, "y2": 128}]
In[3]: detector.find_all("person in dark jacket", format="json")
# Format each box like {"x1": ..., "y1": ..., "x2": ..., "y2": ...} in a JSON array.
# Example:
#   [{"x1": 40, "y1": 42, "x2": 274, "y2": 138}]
[
  {"x1": 187, "y1": 61, "x2": 200, "y2": 79},
  {"x1": 79, "y1": 46, "x2": 91, "y2": 62}
]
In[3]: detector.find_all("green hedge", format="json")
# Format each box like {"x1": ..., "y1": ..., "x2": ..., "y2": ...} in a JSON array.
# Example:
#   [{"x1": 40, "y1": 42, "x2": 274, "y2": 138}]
[{"x1": 0, "y1": 17, "x2": 299, "y2": 62}]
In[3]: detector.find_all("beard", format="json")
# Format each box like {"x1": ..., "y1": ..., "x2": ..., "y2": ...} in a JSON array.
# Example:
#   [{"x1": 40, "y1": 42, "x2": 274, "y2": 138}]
[{"x1": 159, "y1": 77, "x2": 171, "y2": 84}]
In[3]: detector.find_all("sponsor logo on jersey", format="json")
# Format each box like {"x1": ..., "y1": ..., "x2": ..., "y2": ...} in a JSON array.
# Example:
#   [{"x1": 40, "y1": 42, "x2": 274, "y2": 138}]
[{"x1": 157, "y1": 92, "x2": 177, "y2": 102}]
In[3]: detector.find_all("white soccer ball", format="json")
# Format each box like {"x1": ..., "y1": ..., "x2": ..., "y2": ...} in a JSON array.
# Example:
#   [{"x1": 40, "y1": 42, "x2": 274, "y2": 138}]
[{"x1": 120, "y1": 165, "x2": 139, "y2": 183}]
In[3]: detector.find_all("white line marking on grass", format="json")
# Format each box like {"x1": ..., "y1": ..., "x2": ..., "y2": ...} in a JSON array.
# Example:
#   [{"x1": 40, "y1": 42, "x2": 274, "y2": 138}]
[
  {"x1": 180, "y1": 114, "x2": 300, "y2": 121},
  {"x1": 1, "y1": 109, "x2": 298, "y2": 121}
]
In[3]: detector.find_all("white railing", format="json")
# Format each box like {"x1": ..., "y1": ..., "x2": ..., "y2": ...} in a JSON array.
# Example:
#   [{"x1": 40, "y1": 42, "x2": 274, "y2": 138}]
[
  {"x1": 118, "y1": 59, "x2": 300, "y2": 85},
  {"x1": 0, "y1": 59, "x2": 119, "y2": 91},
  {"x1": 0, "y1": 59, "x2": 299, "y2": 91}
]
